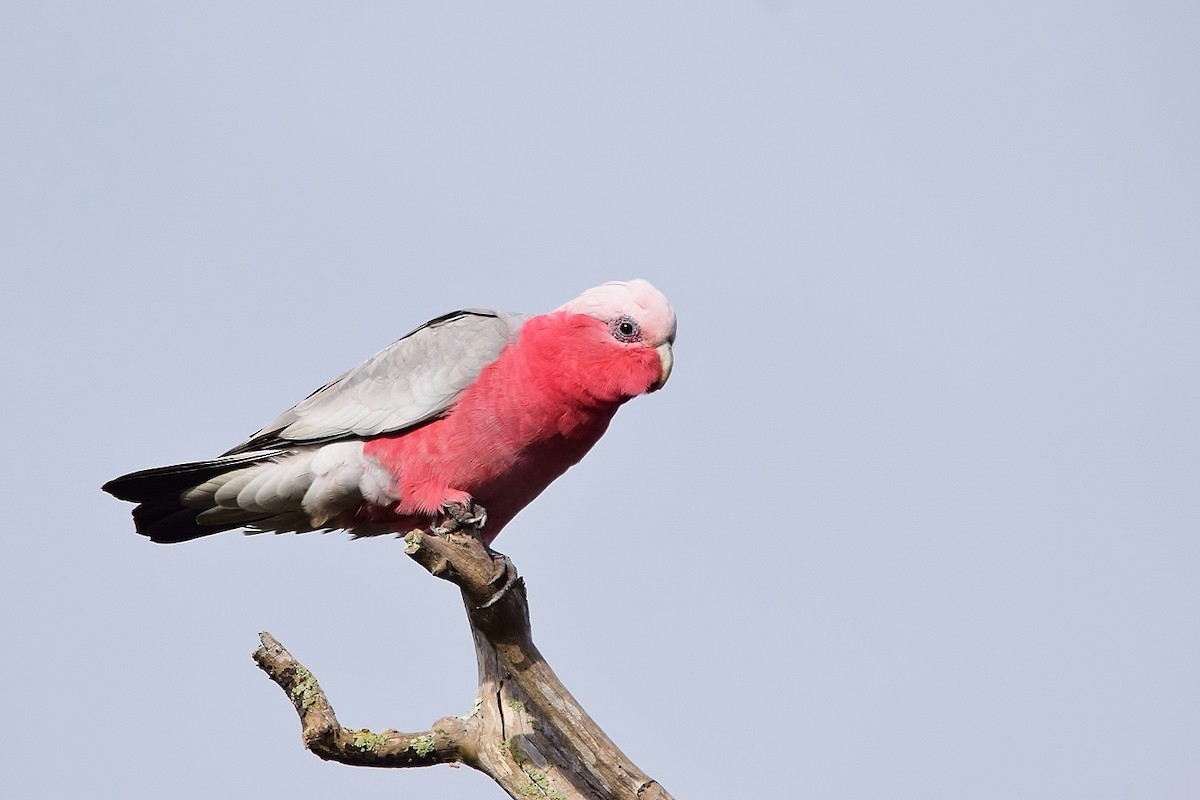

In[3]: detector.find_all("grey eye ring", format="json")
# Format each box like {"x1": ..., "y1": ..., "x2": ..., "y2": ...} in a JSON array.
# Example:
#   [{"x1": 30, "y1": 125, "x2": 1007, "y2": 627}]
[{"x1": 610, "y1": 316, "x2": 640, "y2": 342}]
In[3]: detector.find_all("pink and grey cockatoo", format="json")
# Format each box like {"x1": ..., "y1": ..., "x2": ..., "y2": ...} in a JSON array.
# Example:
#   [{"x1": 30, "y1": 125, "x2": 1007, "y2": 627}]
[{"x1": 103, "y1": 279, "x2": 676, "y2": 545}]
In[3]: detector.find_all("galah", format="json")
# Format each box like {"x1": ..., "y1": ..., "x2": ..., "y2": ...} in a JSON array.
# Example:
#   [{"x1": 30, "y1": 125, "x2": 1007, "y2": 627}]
[{"x1": 103, "y1": 279, "x2": 676, "y2": 545}]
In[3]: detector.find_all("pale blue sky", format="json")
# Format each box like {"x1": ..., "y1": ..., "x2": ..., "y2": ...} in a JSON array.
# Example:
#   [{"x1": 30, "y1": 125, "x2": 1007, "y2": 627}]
[{"x1": 2, "y1": 3, "x2": 1197, "y2": 798}]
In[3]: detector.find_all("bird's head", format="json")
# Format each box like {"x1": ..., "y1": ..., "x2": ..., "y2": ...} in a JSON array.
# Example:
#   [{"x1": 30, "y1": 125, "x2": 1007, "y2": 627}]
[{"x1": 549, "y1": 278, "x2": 676, "y2": 402}]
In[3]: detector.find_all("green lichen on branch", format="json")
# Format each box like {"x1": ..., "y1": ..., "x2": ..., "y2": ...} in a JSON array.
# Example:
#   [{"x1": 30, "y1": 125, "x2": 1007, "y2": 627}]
[
  {"x1": 403, "y1": 530, "x2": 422, "y2": 554},
  {"x1": 461, "y1": 696, "x2": 484, "y2": 720},
  {"x1": 504, "y1": 698, "x2": 541, "y2": 732},
  {"x1": 410, "y1": 734, "x2": 436, "y2": 757},
  {"x1": 500, "y1": 738, "x2": 526, "y2": 765},
  {"x1": 352, "y1": 730, "x2": 390, "y2": 753},
  {"x1": 288, "y1": 665, "x2": 320, "y2": 713},
  {"x1": 518, "y1": 766, "x2": 566, "y2": 800}
]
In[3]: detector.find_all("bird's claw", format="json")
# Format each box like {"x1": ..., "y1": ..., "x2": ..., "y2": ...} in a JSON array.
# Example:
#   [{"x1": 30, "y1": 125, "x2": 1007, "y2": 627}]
[
  {"x1": 432, "y1": 501, "x2": 488, "y2": 536},
  {"x1": 479, "y1": 550, "x2": 519, "y2": 609},
  {"x1": 430, "y1": 502, "x2": 513, "y2": 607}
]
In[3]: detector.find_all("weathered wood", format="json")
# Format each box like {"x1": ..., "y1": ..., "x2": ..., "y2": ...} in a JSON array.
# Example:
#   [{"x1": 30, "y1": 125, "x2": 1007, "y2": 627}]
[
  {"x1": 252, "y1": 632, "x2": 469, "y2": 768},
  {"x1": 253, "y1": 529, "x2": 674, "y2": 800}
]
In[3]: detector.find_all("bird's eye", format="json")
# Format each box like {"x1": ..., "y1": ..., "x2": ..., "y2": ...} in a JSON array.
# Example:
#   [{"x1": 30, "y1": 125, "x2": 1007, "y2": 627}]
[{"x1": 610, "y1": 316, "x2": 641, "y2": 343}]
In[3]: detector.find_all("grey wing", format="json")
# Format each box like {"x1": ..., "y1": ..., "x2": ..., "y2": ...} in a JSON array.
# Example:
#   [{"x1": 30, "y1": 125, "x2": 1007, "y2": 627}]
[{"x1": 224, "y1": 309, "x2": 525, "y2": 454}]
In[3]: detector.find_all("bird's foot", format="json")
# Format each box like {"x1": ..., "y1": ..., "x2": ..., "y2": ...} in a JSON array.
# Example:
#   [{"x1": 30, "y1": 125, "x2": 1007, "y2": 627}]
[
  {"x1": 429, "y1": 502, "x2": 513, "y2": 607},
  {"x1": 432, "y1": 500, "x2": 488, "y2": 536},
  {"x1": 479, "y1": 549, "x2": 519, "y2": 610}
]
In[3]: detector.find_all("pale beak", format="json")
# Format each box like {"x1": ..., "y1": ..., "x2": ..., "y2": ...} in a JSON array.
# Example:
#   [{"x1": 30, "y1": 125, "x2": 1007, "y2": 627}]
[{"x1": 651, "y1": 342, "x2": 673, "y2": 391}]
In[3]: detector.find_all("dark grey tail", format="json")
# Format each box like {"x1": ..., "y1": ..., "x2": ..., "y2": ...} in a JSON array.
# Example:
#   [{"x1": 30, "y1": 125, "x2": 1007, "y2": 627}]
[{"x1": 103, "y1": 454, "x2": 273, "y2": 544}]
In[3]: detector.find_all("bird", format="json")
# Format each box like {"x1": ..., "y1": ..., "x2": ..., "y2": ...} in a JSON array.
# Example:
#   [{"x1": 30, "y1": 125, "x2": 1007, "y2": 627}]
[{"x1": 103, "y1": 279, "x2": 676, "y2": 545}]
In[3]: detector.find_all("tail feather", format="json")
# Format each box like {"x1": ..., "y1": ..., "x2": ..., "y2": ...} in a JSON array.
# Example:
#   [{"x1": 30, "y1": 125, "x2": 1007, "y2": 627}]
[
  {"x1": 105, "y1": 441, "x2": 389, "y2": 544},
  {"x1": 102, "y1": 452, "x2": 283, "y2": 544},
  {"x1": 102, "y1": 451, "x2": 280, "y2": 502}
]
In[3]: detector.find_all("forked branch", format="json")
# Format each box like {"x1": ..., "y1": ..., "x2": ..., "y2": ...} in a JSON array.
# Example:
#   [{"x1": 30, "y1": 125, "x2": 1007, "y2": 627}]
[{"x1": 253, "y1": 529, "x2": 674, "y2": 800}]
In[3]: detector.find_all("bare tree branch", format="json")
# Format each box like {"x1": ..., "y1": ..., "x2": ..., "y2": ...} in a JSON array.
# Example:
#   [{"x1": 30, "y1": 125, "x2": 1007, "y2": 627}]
[
  {"x1": 253, "y1": 632, "x2": 468, "y2": 768},
  {"x1": 253, "y1": 529, "x2": 674, "y2": 800}
]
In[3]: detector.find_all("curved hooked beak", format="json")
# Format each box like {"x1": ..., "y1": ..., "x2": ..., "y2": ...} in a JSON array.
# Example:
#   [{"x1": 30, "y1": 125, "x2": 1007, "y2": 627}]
[{"x1": 651, "y1": 342, "x2": 673, "y2": 392}]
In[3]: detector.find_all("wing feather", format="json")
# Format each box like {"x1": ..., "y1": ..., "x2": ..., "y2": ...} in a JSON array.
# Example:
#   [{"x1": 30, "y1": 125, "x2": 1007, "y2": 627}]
[{"x1": 224, "y1": 309, "x2": 524, "y2": 454}]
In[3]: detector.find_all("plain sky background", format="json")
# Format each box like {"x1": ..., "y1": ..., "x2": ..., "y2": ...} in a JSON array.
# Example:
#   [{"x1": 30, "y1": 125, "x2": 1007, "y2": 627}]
[{"x1": 2, "y1": 3, "x2": 1197, "y2": 798}]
